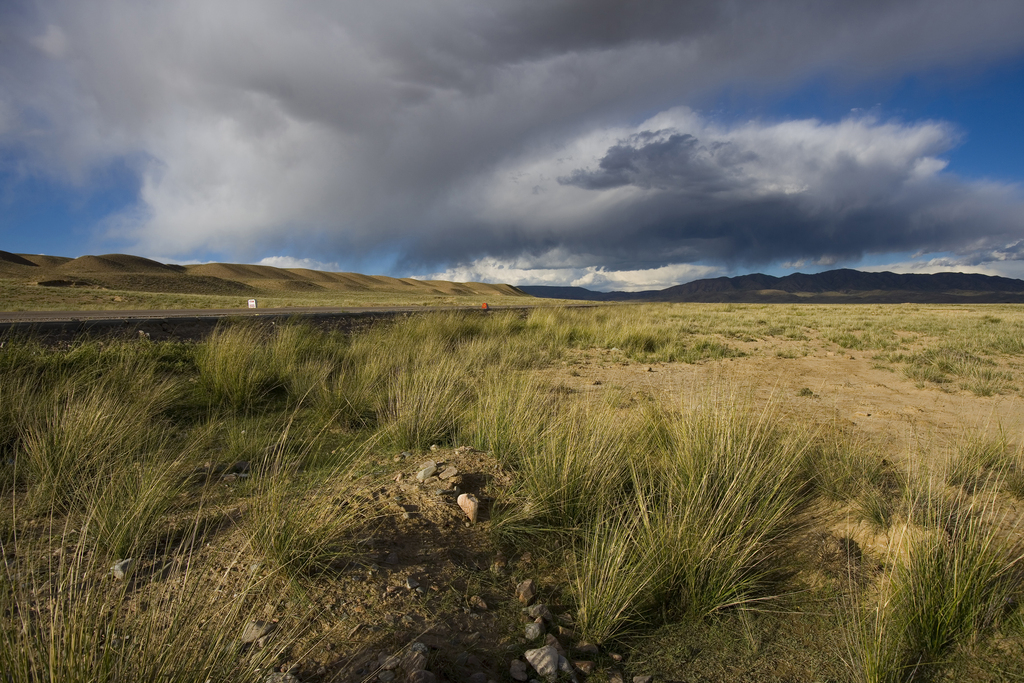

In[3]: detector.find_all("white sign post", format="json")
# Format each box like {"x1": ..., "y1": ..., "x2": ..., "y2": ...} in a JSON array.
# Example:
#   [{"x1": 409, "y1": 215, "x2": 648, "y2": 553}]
[{"x1": 248, "y1": 299, "x2": 258, "y2": 309}]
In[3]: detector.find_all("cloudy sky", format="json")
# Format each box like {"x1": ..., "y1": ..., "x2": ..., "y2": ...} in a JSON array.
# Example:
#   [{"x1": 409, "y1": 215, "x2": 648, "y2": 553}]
[{"x1": 2, "y1": 1, "x2": 1024, "y2": 290}]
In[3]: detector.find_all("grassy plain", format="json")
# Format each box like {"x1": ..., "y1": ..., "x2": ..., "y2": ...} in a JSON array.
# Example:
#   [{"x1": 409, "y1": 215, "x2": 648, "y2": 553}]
[{"x1": 2, "y1": 303, "x2": 1024, "y2": 682}]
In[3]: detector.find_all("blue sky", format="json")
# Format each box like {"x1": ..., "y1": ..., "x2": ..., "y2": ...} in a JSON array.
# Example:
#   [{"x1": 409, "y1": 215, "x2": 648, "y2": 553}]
[{"x1": 2, "y1": 1, "x2": 1024, "y2": 290}]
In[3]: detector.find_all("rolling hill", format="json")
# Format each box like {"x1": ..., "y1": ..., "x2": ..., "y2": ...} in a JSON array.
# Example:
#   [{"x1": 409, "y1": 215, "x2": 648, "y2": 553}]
[{"x1": 0, "y1": 251, "x2": 527, "y2": 300}]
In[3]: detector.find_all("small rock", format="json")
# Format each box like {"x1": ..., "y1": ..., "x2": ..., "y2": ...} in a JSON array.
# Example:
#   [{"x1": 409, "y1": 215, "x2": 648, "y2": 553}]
[
  {"x1": 468, "y1": 674, "x2": 487, "y2": 683},
  {"x1": 608, "y1": 671, "x2": 624, "y2": 683},
  {"x1": 378, "y1": 672, "x2": 396, "y2": 682},
  {"x1": 230, "y1": 460, "x2": 250, "y2": 474},
  {"x1": 516, "y1": 579, "x2": 537, "y2": 605},
  {"x1": 544, "y1": 634, "x2": 566, "y2": 656},
  {"x1": 457, "y1": 493, "x2": 479, "y2": 523},
  {"x1": 610, "y1": 653, "x2": 623, "y2": 662},
  {"x1": 469, "y1": 595, "x2": 488, "y2": 611},
  {"x1": 557, "y1": 626, "x2": 574, "y2": 639},
  {"x1": 264, "y1": 673, "x2": 299, "y2": 683},
  {"x1": 385, "y1": 551, "x2": 400, "y2": 565},
  {"x1": 240, "y1": 620, "x2": 276, "y2": 645},
  {"x1": 395, "y1": 473, "x2": 403, "y2": 482},
  {"x1": 557, "y1": 656, "x2": 577, "y2": 681},
  {"x1": 573, "y1": 642, "x2": 599, "y2": 656},
  {"x1": 528, "y1": 603, "x2": 553, "y2": 622},
  {"x1": 111, "y1": 558, "x2": 132, "y2": 580},
  {"x1": 439, "y1": 466, "x2": 458, "y2": 480},
  {"x1": 491, "y1": 551, "x2": 507, "y2": 572},
  {"x1": 402, "y1": 651, "x2": 427, "y2": 672},
  {"x1": 524, "y1": 646, "x2": 559, "y2": 681},
  {"x1": 633, "y1": 676, "x2": 653, "y2": 683},
  {"x1": 379, "y1": 654, "x2": 402, "y2": 670},
  {"x1": 519, "y1": 552, "x2": 533, "y2": 564},
  {"x1": 430, "y1": 444, "x2": 439, "y2": 451},
  {"x1": 406, "y1": 577, "x2": 420, "y2": 590},
  {"x1": 410, "y1": 642, "x2": 429, "y2": 654},
  {"x1": 407, "y1": 671, "x2": 436, "y2": 683},
  {"x1": 510, "y1": 660, "x2": 529, "y2": 681},
  {"x1": 574, "y1": 661, "x2": 595, "y2": 675},
  {"x1": 416, "y1": 465, "x2": 437, "y2": 482},
  {"x1": 525, "y1": 622, "x2": 544, "y2": 640}
]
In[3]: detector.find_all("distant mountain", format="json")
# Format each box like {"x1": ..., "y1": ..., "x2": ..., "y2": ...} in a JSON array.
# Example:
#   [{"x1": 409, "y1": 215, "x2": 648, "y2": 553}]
[{"x1": 520, "y1": 269, "x2": 1024, "y2": 304}]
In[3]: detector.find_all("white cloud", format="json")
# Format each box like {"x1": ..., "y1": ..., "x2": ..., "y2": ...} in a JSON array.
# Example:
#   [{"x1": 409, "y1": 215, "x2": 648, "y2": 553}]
[
  {"x1": 419, "y1": 258, "x2": 721, "y2": 291},
  {"x1": 31, "y1": 25, "x2": 68, "y2": 59},
  {"x1": 258, "y1": 255, "x2": 341, "y2": 272}
]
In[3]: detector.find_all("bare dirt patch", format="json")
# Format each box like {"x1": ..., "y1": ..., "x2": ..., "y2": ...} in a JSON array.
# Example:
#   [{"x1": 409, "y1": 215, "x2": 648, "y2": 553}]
[{"x1": 556, "y1": 340, "x2": 1024, "y2": 460}]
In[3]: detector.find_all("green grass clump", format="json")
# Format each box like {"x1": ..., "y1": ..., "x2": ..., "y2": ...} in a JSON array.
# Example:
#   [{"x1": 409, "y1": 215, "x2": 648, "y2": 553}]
[
  {"x1": 570, "y1": 509, "x2": 667, "y2": 643},
  {"x1": 17, "y1": 376, "x2": 177, "y2": 513},
  {"x1": 195, "y1": 324, "x2": 284, "y2": 409},
  {"x1": 650, "y1": 394, "x2": 812, "y2": 618},
  {"x1": 245, "y1": 466, "x2": 367, "y2": 581},
  {"x1": 0, "y1": 520, "x2": 287, "y2": 683}
]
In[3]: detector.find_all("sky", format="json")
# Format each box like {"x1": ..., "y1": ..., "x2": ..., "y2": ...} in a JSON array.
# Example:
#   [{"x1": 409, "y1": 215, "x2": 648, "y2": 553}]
[{"x1": 2, "y1": 1, "x2": 1024, "y2": 291}]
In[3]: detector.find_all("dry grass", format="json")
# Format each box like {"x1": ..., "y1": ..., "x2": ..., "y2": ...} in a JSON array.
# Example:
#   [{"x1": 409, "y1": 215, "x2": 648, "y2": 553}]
[{"x1": 1, "y1": 304, "x2": 1023, "y2": 682}]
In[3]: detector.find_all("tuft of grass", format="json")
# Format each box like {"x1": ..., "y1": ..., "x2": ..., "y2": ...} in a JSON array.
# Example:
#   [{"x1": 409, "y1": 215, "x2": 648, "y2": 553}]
[
  {"x1": 570, "y1": 508, "x2": 667, "y2": 644},
  {"x1": 893, "y1": 501, "x2": 1024, "y2": 672},
  {"x1": 458, "y1": 369, "x2": 551, "y2": 467},
  {"x1": 945, "y1": 430, "x2": 1014, "y2": 492},
  {"x1": 0, "y1": 512, "x2": 291, "y2": 683},
  {"x1": 195, "y1": 324, "x2": 282, "y2": 410},
  {"x1": 17, "y1": 376, "x2": 176, "y2": 513},
  {"x1": 376, "y1": 344, "x2": 470, "y2": 450},
  {"x1": 846, "y1": 490, "x2": 1024, "y2": 682},
  {"x1": 650, "y1": 393, "x2": 813, "y2": 618},
  {"x1": 245, "y1": 426, "x2": 369, "y2": 582},
  {"x1": 87, "y1": 460, "x2": 185, "y2": 558},
  {"x1": 505, "y1": 395, "x2": 645, "y2": 531}
]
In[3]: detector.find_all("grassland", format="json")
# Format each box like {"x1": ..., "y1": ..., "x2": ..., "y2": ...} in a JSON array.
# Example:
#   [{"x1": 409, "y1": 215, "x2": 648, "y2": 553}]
[{"x1": 2, "y1": 303, "x2": 1023, "y2": 682}]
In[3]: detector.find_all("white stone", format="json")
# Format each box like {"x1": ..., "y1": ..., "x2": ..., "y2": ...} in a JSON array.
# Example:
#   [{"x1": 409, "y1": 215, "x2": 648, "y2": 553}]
[
  {"x1": 457, "y1": 493, "x2": 479, "y2": 523},
  {"x1": 524, "y1": 646, "x2": 559, "y2": 681}
]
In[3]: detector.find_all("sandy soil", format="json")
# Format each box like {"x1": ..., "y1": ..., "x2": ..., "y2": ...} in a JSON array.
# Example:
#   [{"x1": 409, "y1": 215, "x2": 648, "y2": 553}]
[{"x1": 556, "y1": 342, "x2": 1024, "y2": 460}]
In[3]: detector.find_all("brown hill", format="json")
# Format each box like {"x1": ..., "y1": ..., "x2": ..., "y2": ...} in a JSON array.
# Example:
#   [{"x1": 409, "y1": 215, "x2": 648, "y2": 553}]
[
  {"x1": 0, "y1": 252, "x2": 528, "y2": 301},
  {"x1": 58, "y1": 254, "x2": 184, "y2": 275},
  {"x1": 16, "y1": 254, "x2": 73, "y2": 268},
  {"x1": 0, "y1": 251, "x2": 38, "y2": 267}
]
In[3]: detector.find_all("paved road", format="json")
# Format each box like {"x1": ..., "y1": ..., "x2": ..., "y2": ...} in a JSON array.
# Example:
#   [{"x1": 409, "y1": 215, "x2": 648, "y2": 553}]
[{"x1": 0, "y1": 305, "x2": 495, "y2": 323}]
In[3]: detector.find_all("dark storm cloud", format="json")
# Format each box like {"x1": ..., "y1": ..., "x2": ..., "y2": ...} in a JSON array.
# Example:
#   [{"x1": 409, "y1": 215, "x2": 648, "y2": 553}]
[
  {"x1": 415, "y1": 115, "x2": 1024, "y2": 277},
  {"x1": 559, "y1": 132, "x2": 751, "y2": 192},
  {"x1": 2, "y1": 0, "x2": 1024, "y2": 283}
]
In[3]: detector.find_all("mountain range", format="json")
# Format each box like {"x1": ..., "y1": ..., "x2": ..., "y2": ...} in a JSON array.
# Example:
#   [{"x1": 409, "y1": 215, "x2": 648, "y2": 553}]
[{"x1": 520, "y1": 269, "x2": 1024, "y2": 304}]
